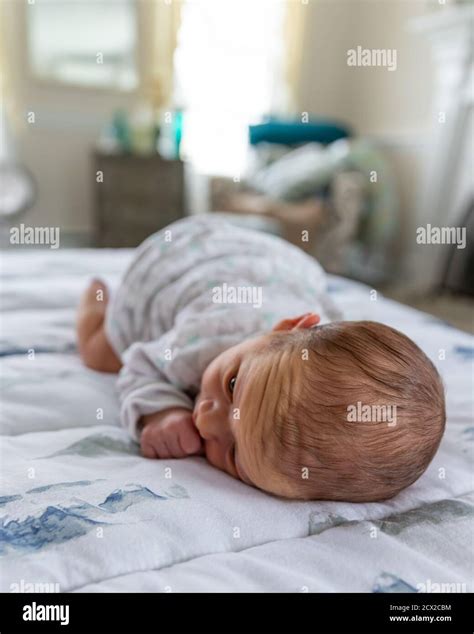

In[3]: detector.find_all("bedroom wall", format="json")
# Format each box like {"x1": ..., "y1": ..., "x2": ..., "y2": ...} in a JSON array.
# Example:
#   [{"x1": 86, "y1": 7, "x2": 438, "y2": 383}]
[
  {"x1": 296, "y1": 0, "x2": 435, "y2": 258},
  {"x1": 3, "y1": 1, "x2": 141, "y2": 242}
]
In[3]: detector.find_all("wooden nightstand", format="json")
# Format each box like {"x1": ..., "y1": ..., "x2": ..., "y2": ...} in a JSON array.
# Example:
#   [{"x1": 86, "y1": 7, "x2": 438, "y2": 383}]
[{"x1": 93, "y1": 152, "x2": 185, "y2": 247}]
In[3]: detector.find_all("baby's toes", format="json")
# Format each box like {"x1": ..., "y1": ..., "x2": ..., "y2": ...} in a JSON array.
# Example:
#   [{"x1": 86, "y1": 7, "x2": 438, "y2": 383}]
[
  {"x1": 79, "y1": 278, "x2": 109, "y2": 314},
  {"x1": 88, "y1": 278, "x2": 109, "y2": 305}
]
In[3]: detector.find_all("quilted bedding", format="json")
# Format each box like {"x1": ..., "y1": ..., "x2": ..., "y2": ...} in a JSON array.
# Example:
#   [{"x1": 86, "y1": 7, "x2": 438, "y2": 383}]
[{"x1": 0, "y1": 248, "x2": 472, "y2": 593}]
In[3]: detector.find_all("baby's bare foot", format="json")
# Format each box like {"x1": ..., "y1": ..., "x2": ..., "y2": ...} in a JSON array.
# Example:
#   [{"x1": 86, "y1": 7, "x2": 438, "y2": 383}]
[
  {"x1": 77, "y1": 279, "x2": 110, "y2": 346},
  {"x1": 78, "y1": 278, "x2": 109, "y2": 317},
  {"x1": 76, "y1": 279, "x2": 121, "y2": 372}
]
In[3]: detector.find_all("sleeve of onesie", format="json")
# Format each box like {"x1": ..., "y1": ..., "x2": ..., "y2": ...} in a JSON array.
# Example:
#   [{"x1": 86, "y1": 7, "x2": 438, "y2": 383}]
[
  {"x1": 116, "y1": 310, "x2": 253, "y2": 442},
  {"x1": 117, "y1": 340, "x2": 193, "y2": 443}
]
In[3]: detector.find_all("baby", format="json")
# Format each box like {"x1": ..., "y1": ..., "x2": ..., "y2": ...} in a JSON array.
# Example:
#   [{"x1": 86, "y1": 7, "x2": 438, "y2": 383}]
[{"x1": 77, "y1": 215, "x2": 445, "y2": 502}]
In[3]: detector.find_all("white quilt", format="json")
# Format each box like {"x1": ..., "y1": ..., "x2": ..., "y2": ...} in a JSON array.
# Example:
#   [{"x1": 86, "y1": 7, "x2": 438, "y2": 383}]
[{"x1": 0, "y1": 248, "x2": 472, "y2": 593}]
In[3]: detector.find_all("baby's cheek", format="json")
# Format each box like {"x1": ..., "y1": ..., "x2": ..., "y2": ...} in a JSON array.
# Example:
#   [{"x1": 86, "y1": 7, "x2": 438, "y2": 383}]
[
  {"x1": 204, "y1": 440, "x2": 226, "y2": 473},
  {"x1": 203, "y1": 440, "x2": 217, "y2": 465},
  {"x1": 239, "y1": 448, "x2": 274, "y2": 490}
]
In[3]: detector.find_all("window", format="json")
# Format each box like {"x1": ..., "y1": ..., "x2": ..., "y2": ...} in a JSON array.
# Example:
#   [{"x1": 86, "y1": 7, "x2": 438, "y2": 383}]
[
  {"x1": 174, "y1": 0, "x2": 287, "y2": 176},
  {"x1": 26, "y1": 0, "x2": 138, "y2": 91}
]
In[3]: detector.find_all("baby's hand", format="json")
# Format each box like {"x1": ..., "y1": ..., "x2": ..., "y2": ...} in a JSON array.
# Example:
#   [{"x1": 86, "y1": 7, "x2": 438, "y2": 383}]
[{"x1": 139, "y1": 408, "x2": 204, "y2": 459}]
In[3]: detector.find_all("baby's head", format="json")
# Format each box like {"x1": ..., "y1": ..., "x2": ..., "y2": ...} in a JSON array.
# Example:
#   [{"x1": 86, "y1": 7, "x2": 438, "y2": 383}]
[{"x1": 193, "y1": 315, "x2": 445, "y2": 502}]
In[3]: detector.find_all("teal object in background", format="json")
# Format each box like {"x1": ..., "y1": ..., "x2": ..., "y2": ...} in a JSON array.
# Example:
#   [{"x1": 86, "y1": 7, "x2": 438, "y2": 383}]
[
  {"x1": 111, "y1": 109, "x2": 132, "y2": 153},
  {"x1": 158, "y1": 108, "x2": 184, "y2": 159},
  {"x1": 173, "y1": 109, "x2": 183, "y2": 157},
  {"x1": 249, "y1": 117, "x2": 352, "y2": 146}
]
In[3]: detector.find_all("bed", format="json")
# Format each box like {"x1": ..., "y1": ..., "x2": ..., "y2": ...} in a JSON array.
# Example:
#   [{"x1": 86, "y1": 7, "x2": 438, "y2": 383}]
[{"x1": 1, "y1": 247, "x2": 472, "y2": 593}]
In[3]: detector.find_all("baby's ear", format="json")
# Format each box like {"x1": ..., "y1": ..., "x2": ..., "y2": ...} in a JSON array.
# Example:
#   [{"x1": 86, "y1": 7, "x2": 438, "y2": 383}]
[{"x1": 272, "y1": 313, "x2": 320, "y2": 332}]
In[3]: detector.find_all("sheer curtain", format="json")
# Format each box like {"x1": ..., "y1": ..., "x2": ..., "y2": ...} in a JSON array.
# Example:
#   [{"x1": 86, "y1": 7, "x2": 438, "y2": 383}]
[
  {"x1": 173, "y1": 0, "x2": 303, "y2": 177},
  {"x1": 142, "y1": 0, "x2": 182, "y2": 107}
]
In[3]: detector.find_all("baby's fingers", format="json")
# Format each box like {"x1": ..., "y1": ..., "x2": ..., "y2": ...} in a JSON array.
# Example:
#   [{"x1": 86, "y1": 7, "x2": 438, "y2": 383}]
[
  {"x1": 178, "y1": 419, "x2": 203, "y2": 455},
  {"x1": 154, "y1": 438, "x2": 173, "y2": 459},
  {"x1": 165, "y1": 433, "x2": 188, "y2": 458},
  {"x1": 141, "y1": 435, "x2": 158, "y2": 459},
  {"x1": 140, "y1": 424, "x2": 168, "y2": 459}
]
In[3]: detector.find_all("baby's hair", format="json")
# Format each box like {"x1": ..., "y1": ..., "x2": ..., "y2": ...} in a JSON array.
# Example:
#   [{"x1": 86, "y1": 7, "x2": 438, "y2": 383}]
[{"x1": 268, "y1": 321, "x2": 446, "y2": 502}]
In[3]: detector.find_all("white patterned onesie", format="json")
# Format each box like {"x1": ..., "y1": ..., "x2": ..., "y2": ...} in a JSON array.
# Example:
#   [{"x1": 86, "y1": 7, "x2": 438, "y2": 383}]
[{"x1": 105, "y1": 214, "x2": 340, "y2": 441}]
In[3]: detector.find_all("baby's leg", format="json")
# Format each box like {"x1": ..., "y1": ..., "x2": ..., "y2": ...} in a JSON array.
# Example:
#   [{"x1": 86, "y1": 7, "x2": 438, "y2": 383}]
[{"x1": 76, "y1": 280, "x2": 122, "y2": 373}]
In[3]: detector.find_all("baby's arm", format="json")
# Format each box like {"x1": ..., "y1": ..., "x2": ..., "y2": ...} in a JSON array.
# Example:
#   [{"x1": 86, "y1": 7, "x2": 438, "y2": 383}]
[
  {"x1": 116, "y1": 333, "x2": 198, "y2": 452},
  {"x1": 116, "y1": 322, "x2": 218, "y2": 458}
]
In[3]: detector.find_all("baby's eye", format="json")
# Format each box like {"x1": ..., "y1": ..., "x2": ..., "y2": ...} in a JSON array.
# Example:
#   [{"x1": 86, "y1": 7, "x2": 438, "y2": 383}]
[{"x1": 228, "y1": 376, "x2": 237, "y2": 396}]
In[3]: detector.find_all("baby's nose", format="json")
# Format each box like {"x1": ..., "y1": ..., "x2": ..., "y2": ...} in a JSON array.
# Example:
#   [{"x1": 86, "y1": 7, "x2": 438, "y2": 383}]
[
  {"x1": 195, "y1": 398, "x2": 221, "y2": 439},
  {"x1": 196, "y1": 398, "x2": 214, "y2": 417}
]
